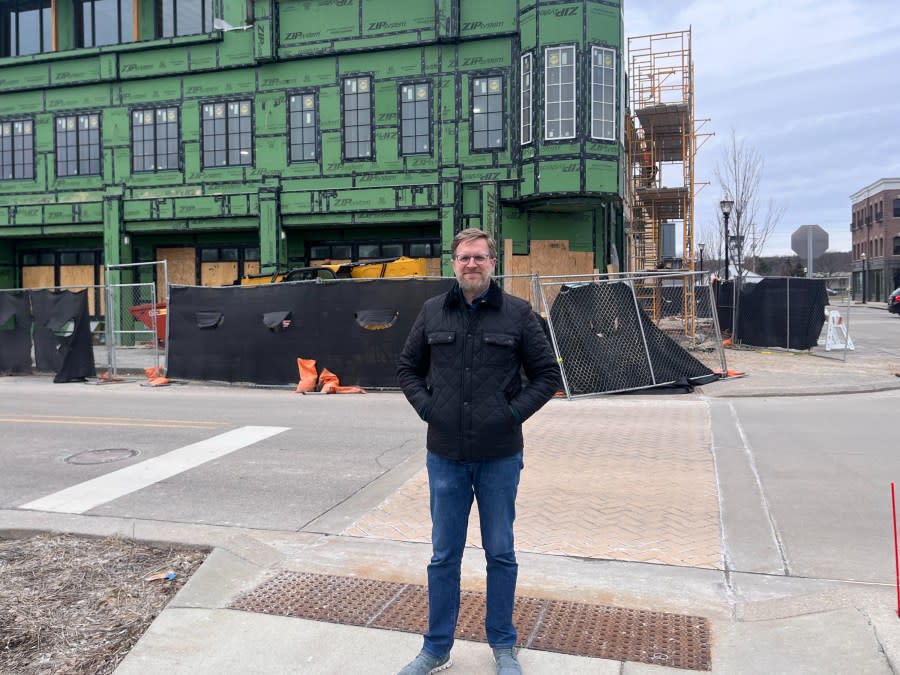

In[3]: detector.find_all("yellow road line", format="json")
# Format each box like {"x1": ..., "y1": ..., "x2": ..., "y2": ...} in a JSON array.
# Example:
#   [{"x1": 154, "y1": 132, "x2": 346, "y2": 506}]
[{"x1": 0, "y1": 416, "x2": 222, "y2": 429}]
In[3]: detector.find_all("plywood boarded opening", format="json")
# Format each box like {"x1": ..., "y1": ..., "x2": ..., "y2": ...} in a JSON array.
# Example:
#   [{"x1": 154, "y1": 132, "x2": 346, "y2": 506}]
[
  {"x1": 503, "y1": 239, "x2": 596, "y2": 309},
  {"x1": 59, "y1": 265, "x2": 99, "y2": 315},
  {"x1": 425, "y1": 258, "x2": 442, "y2": 277},
  {"x1": 201, "y1": 262, "x2": 238, "y2": 287},
  {"x1": 156, "y1": 247, "x2": 196, "y2": 299},
  {"x1": 23, "y1": 266, "x2": 55, "y2": 289}
]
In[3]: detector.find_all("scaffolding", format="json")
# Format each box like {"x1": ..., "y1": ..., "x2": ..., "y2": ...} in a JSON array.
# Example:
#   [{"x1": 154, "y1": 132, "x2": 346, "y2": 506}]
[{"x1": 626, "y1": 29, "x2": 709, "y2": 330}]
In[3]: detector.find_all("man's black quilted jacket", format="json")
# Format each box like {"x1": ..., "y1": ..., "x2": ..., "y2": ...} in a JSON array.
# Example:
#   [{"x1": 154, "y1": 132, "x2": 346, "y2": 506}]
[{"x1": 397, "y1": 280, "x2": 561, "y2": 461}]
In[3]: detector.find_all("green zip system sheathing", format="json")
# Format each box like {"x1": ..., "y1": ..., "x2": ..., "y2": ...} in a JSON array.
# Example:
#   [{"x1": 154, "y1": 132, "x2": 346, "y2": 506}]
[{"x1": 0, "y1": 0, "x2": 625, "y2": 291}]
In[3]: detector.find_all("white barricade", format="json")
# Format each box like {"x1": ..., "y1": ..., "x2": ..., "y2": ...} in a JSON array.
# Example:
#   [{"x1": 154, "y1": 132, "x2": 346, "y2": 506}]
[{"x1": 824, "y1": 310, "x2": 854, "y2": 351}]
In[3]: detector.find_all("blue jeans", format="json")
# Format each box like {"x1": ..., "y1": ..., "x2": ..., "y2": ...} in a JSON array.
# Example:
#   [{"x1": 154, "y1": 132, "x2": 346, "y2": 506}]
[{"x1": 423, "y1": 450, "x2": 523, "y2": 658}]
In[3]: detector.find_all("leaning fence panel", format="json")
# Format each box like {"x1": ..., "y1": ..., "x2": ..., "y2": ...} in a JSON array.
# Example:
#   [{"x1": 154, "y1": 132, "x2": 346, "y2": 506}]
[{"x1": 538, "y1": 272, "x2": 726, "y2": 398}]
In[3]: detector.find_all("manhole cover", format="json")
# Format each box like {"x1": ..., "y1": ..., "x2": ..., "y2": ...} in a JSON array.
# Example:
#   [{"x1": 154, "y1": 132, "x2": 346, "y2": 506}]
[{"x1": 65, "y1": 448, "x2": 139, "y2": 465}]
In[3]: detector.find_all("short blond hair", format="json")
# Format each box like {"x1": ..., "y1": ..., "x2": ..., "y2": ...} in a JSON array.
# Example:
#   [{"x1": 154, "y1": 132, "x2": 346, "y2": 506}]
[{"x1": 451, "y1": 228, "x2": 497, "y2": 258}]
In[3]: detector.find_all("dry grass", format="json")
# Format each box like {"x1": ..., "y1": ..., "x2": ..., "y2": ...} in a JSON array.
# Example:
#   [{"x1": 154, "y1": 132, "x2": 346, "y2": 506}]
[{"x1": 0, "y1": 533, "x2": 207, "y2": 675}]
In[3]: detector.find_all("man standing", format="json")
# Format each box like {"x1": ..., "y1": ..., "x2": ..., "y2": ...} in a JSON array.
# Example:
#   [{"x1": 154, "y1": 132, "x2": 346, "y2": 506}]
[{"x1": 396, "y1": 228, "x2": 560, "y2": 674}]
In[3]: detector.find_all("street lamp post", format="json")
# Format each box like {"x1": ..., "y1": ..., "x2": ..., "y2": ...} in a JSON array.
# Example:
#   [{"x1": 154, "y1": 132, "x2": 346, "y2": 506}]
[
  {"x1": 720, "y1": 199, "x2": 734, "y2": 281},
  {"x1": 861, "y1": 252, "x2": 867, "y2": 304}
]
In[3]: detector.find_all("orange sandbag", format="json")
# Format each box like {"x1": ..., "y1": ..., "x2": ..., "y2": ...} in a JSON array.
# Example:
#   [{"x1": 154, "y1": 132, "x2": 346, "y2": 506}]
[
  {"x1": 317, "y1": 367, "x2": 366, "y2": 394},
  {"x1": 143, "y1": 366, "x2": 170, "y2": 386},
  {"x1": 712, "y1": 367, "x2": 746, "y2": 379},
  {"x1": 295, "y1": 358, "x2": 318, "y2": 393}
]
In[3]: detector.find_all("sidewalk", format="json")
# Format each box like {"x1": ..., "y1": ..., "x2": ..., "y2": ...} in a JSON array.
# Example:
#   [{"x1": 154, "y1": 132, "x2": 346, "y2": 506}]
[{"x1": 12, "y1": 305, "x2": 900, "y2": 674}]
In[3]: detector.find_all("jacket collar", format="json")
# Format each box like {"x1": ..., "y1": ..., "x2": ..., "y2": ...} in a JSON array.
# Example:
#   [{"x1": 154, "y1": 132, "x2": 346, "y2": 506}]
[{"x1": 444, "y1": 279, "x2": 504, "y2": 310}]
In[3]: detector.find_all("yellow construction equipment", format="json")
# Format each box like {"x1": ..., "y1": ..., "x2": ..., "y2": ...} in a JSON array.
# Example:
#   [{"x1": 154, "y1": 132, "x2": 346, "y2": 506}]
[{"x1": 239, "y1": 256, "x2": 428, "y2": 285}]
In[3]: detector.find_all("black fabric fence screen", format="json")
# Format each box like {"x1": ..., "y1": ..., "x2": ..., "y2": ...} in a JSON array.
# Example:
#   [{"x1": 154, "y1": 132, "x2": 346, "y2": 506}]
[
  {"x1": 718, "y1": 278, "x2": 828, "y2": 350},
  {"x1": 0, "y1": 291, "x2": 33, "y2": 375},
  {"x1": 0, "y1": 289, "x2": 96, "y2": 381},
  {"x1": 166, "y1": 278, "x2": 454, "y2": 387}
]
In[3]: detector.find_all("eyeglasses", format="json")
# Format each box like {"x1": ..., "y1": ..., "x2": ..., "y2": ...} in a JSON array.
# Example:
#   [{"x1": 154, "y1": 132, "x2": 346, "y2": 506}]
[{"x1": 453, "y1": 254, "x2": 493, "y2": 265}]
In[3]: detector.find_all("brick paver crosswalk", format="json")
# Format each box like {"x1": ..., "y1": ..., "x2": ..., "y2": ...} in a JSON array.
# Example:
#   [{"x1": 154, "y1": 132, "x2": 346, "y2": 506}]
[{"x1": 344, "y1": 398, "x2": 723, "y2": 569}]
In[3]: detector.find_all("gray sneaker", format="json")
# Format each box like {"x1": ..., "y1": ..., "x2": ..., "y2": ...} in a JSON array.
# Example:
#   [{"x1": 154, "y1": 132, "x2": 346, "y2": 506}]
[
  {"x1": 397, "y1": 649, "x2": 452, "y2": 674},
  {"x1": 493, "y1": 647, "x2": 522, "y2": 675}
]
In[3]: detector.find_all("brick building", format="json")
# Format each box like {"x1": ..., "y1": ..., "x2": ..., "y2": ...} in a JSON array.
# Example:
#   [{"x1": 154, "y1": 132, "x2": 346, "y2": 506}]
[{"x1": 850, "y1": 177, "x2": 900, "y2": 302}]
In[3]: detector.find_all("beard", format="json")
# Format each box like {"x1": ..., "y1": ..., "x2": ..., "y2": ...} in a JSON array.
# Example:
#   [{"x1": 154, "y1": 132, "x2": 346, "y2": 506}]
[{"x1": 457, "y1": 270, "x2": 491, "y2": 297}]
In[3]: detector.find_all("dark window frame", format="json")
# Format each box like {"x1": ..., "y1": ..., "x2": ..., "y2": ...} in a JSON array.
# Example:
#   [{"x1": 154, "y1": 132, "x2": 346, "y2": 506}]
[
  {"x1": 55, "y1": 112, "x2": 102, "y2": 177},
  {"x1": 341, "y1": 75, "x2": 375, "y2": 161},
  {"x1": 1, "y1": 0, "x2": 52, "y2": 57},
  {"x1": 544, "y1": 44, "x2": 576, "y2": 141},
  {"x1": 894, "y1": 198, "x2": 900, "y2": 218},
  {"x1": 399, "y1": 82, "x2": 432, "y2": 156},
  {"x1": 131, "y1": 105, "x2": 180, "y2": 173},
  {"x1": 471, "y1": 73, "x2": 506, "y2": 152},
  {"x1": 288, "y1": 90, "x2": 319, "y2": 163},
  {"x1": 591, "y1": 45, "x2": 617, "y2": 142},
  {"x1": 155, "y1": 0, "x2": 213, "y2": 38},
  {"x1": 520, "y1": 52, "x2": 533, "y2": 146},
  {"x1": 0, "y1": 118, "x2": 35, "y2": 180},
  {"x1": 76, "y1": 0, "x2": 135, "y2": 48},
  {"x1": 201, "y1": 99, "x2": 254, "y2": 169}
]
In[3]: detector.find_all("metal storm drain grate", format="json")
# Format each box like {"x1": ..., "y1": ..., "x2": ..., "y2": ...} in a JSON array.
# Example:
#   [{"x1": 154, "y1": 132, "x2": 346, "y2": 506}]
[{"x1": 230, "y1": 571, "x2": 711, "y2": 670}]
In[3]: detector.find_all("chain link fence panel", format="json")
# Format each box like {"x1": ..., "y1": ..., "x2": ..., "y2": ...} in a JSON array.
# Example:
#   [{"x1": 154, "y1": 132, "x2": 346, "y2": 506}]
[
  {"x1": 535, "y1": 272, "x2": 725, "y2": 398},
  {"x1": 105, "y1": 261, "x2": 168, "y2": 378}
]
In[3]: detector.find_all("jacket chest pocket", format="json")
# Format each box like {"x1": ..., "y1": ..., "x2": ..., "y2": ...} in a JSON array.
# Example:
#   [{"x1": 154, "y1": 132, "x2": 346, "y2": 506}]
[
  {"x1": 482, "y1": 332, "x2": 519, "y2": 367},
  {"x1": 427, "y1": 331, "x2": 457, "y2": 366}
]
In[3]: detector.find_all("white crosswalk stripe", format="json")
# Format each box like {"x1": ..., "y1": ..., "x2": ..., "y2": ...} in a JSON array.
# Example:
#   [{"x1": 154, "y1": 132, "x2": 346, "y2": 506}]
[{"x1": 20, "y1": 426, "x2": 289, "y2": 514}]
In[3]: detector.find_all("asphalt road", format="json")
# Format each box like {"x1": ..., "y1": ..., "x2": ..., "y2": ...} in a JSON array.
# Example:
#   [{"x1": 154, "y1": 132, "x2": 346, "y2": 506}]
[
  {"x1": 1, "y1": 384, "x2": 424, "y2": 531},
  {"x1": 2, "y1": 307, "x2": 897, "y2": 588},
  {"x1": 843, "y1": 303, "x2": 900, "y2": 360}
]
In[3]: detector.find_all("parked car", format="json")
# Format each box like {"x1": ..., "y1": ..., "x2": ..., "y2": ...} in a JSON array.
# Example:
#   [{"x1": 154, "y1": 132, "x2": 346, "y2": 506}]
[{"x1": 889, "y1": 288, "x2": 900, "y2": 315}]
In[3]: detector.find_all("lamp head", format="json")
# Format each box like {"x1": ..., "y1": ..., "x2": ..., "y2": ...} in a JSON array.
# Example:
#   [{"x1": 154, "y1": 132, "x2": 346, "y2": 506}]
[{"x1": 720, "y1": 199, "x2": 734, "y2": 216}]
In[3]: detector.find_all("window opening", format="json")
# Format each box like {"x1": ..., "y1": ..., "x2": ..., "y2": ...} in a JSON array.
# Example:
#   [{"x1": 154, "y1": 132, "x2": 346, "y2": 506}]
[
  {"x1": 521, "y1": 53, "x2": 533, "y2": 145},
  {"x1": 591, "y1": 46, "x2": 616, "y2": 141},
  {"x1": 56, "y1": 113, "x2": 101, "y2": 177},
  {"x1": 472, "y1": 76, "x2": 504, "y2": 150},
  {"x1": 545, "y1": 46, "x2": 575, "y2": 140},
  {"x1": 289, "y1": 92, "x2": 318, "y2": 162},
  {"x1": 2, "y1": 0, "x2": 52, "y2": 56},
  {"x1": 132, "y1": 107, "x2": 179, "y2": 172},
  {"x1": 157, "y1": 0, "x2": 213, "y2": 37},
  {"x1": 343, "y1": 76, "x2": 373, "y2": 159},
  {"x1": 202, "y1": 100, "x2": 253, "y2": 167},
  {"x1": 400, "y1": 83, "x2": 431, "y2": 155},
  {"x1": 1, "y1": 119, "x2": 34, "y2": 180},
  {"x1": 78, "y1": 0, "x2": 134, "y2": 47}
]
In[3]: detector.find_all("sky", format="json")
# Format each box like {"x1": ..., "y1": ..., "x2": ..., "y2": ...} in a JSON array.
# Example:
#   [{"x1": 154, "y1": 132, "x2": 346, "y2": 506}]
[{"x1": 624, "y1": 0, "x2": 900, "y2": 255}]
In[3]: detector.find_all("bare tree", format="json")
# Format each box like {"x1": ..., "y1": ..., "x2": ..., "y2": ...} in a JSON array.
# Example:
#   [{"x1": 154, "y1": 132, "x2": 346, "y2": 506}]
[{"x1": 714, "y1": 130, "x2": 783, "y2": 276}]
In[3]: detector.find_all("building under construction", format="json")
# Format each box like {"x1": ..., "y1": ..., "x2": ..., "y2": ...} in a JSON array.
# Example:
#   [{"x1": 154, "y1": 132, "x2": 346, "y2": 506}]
[
  {"x1": 626, "y1": 29, "x2": 707, "y2": 323},
  {"x1": 0, "y1": 0, "x2": 628, "y2": 312}
]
